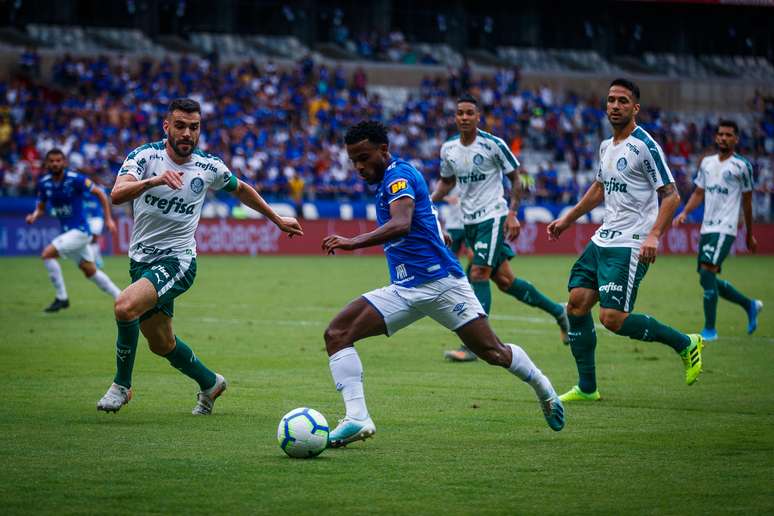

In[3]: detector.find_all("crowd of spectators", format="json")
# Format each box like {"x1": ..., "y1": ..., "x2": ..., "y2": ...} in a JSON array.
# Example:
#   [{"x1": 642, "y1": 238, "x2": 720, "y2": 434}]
[{"x1": 1, "y1": 53, "x2": 773, "y2": 219}]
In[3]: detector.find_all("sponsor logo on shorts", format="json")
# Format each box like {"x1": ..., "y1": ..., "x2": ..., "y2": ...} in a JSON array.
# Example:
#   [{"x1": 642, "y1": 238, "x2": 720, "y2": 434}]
[
  {"x1": 452, "y1": 302, "x2": 467, "y2": 317},
  {"x1": 388, "y1": 179, "x2": 408, "y2": 194},
  {"x1": 190, "y1": 177, "x2": 204, "y2": 194},
  {"x1": 599, "y1": 282, "x2": 624, "y2": 294},
  {"x1": 474, "y1": 241, "x2": 488, "y2": 250}
]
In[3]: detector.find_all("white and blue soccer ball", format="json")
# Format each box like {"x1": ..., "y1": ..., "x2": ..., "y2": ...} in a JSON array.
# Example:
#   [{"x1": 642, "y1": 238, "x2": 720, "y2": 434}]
[{"x1": 277, "y1": 407, "x2": 329, "y2": 458}]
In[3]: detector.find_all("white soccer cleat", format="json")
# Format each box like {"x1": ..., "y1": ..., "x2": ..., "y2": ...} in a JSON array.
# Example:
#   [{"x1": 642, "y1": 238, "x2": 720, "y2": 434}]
[
  {"x1": 192, "y1": 373, "x2": 227, "y2": 415},
  {"x1": 328, "y1": 416, "x2": 376, "y2": 448},
  {"x1": 97, "y1": 383, "x2": 132, "y2": 413}
]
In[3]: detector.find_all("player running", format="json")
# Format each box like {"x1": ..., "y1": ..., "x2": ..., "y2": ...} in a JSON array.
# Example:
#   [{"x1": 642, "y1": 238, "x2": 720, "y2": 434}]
[
  {"x1": 673, "y1": 120, "x2": 762, "y2": 340},
  {"x1": 547, "y1": 79, "x2": 703, "y2": 402},
  {"x1": 96, "y1": 98, "x2": 303, "y2": 415},
  {"x1": 321, "y1": 120, "x2": 565, "y2": 447},
  {"x1": 432, "y1": 94, "x2": 568, "y2": 362},
  {"x1": 26, "y1": 149, "x2": 121, "y2": 312}
]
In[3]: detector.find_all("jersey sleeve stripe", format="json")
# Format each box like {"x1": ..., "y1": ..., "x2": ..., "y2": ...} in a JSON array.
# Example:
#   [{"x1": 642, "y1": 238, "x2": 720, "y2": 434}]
[
  {"x1": 388, "y1": 193, "x2": 415, "y2": 204},
  {"x1": 632, "y1": 128, "x2": 671, "y2": 185},
  {"x1": 734, "y1": 153, "x2": 755, "y2": 188},
  {"x1": 479, "y1": 130, "x2": 519, "y2": 169}
]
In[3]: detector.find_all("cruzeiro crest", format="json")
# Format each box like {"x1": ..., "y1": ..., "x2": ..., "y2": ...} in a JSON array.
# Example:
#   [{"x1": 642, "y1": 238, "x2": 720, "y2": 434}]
[
  {"x1": 616, "y1": 157, "x2": 627, "y2": 171},
  {"x1": 473, "y1": 153, "x2": 484, "y2": 166},
  {"x1": 190, "y1": 176, "x2": 205, "y2": 194}
]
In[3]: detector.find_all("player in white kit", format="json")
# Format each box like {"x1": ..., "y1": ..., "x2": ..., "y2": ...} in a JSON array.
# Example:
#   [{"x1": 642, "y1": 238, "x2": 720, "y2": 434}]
[
  {"x1": 673, "y1": 120, "x2": 763, "y2": 340},
  {"x1": 432, "y1": 94, "x2": 568, "y2": 362},
  {"x1": 548, "y1": 79, "x2": 703, "y2": 402},
  {"x1": 96, "y1": 98, "x2": 303, "y2": 415}
]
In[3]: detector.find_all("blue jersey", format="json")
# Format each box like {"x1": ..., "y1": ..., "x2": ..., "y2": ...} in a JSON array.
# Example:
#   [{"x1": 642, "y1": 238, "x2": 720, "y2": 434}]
[
  {"x1": 376, "y1": 158, "x2": 463, "y2": 287},
  {"x1": 83, "y1": 185, "x2": 106, "y2": 220},
  {"x1": 36, "y1": 170, "x2": 93, "y2": 234}
]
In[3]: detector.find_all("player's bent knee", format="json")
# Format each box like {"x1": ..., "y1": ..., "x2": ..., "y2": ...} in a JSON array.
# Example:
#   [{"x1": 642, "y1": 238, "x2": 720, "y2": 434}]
[
  {"x1": 323, "y1": 325, "x2": 350, "y2": 353},
  {"x1": 599, "y1": 310, "x2": 625, "y2": 333},
  {"x1": 114, "y1": 296, "x2": 140, "y2": 321},
  {"x1": 469, "y1": 266, "x2": 491, "y2": 282}
]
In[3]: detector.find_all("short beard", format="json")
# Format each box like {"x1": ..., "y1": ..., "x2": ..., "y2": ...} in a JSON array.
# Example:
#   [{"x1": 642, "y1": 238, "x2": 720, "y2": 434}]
[
  {"x1": 608, "y1": 114, "x2": 632, "y2": 130},
  {"x1": 169, "y1": 137, "x2": 196, "y2": 157}
]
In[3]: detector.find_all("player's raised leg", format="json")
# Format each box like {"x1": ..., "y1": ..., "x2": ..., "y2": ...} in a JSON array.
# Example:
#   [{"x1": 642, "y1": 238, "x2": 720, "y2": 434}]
[
  {"x1": 455, "y1": 316, "x2": 565, "y2": 431},
  {"x1": 97, "y1": 278, "x2": 157, "y2": 412},
  {"x1": 600, "y1": 308, "x2": 703, "y2": 385},
  {"x1": 492, "y1": 261, "x2": 569, "y2": 344},
  {"x1": 40, "y1": 245, "x2": 69, "y2": 312},
  {"x1": 78, "y1": 259, "x2": 121, "y2": 300},
  {"x1": 324, "y1": 296, "x2": 389, "y2": 447},
  {"x1": 560, "y1": 286, "x2": 602, "y2": 402},
  {"x1": 140, "y1": 312, "x2": 226, "y2": 415}
]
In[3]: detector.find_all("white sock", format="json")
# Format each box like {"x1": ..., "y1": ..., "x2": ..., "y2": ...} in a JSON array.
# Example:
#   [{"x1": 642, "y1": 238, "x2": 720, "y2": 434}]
[
  {"x1": 90, "y1": 242, "x2": 102, "y2": 265},
  {"x1": 506, "y1": 343, "x2": 555, "y2": 401},
  {"x1": 329, "y1": 347, "x2": 369, "y2": 420},
  {"x1": 44, "y1": 259, "x2": 68, "y2": 300},
  {"x1": 89, "y1": 270, "x2": 121, "y2": 299}
]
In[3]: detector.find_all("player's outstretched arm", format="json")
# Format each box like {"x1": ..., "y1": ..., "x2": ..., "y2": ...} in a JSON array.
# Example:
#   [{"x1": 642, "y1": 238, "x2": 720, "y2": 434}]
[
  {"x1": 111, "y1": 171, "x2": 184, "y2": 205},
  {"x1": 25, "y1": 201, "x2": 46, "y2": 225},
  {"x1": 232, "y1": 180, "x2": 303, "y2": 237},
  {"x1": 641, "y1": 183, "x2": 681, "y2": 264},
  {"x1": 91, "y1": 185, "x2": 117, "y2": 234},
  {"x1": 430, "y1": 176, "x2": 456, "y2": 203},
  {"x1": 673, "y1": 187, "x2": 704, "y2": 226},
  {"x1": 547, "y1": 181, "x2": 604, "y2": 241},
  {"x1": 742, "y1": 191, "x2": 756, "y2": 253},
  {"x1": 323, "y1": 197, "x2": 414, "y2": 254}
]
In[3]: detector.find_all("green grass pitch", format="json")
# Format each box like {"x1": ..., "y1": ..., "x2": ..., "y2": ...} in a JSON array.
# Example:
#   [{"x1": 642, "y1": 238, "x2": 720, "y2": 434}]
[{"x1": 1, "y1": 254, "x2": 772, "y2": 515}]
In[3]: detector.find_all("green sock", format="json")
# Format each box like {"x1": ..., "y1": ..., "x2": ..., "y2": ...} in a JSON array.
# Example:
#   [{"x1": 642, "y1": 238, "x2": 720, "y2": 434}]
[
  {"x1": 471, "y1": 280, "x2": 492, "y2": 314},
  {"x1": 717, "y1": 279, "x2": 752, "y2": 312},
  {"x1": 699, "y1": 269, "x2": 718, "y2": 330},
  {"x1": 568, "y1": 313, "x2": 597, "y2": 394},
  {"x1": 114, "y1": 319, "x2": 139, "y2": 388},
  {"x1": 506, "y1": 278, "x2": 564, "y2": 318},
  {"x1": 164, "y1": 336, "x2": 217, "y2": 390},
  {"x1": 617, "y1": 313, "x2": 690, "y2": 352}
]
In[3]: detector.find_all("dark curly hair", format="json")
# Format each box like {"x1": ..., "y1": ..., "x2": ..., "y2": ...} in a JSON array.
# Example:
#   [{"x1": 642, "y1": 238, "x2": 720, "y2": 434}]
[
  {"x1": 167, "y1": 98, "x2": 201, "y2": 117},
  {"x1": 344, "y1": 120, "x2": 389, "y2": 146}
]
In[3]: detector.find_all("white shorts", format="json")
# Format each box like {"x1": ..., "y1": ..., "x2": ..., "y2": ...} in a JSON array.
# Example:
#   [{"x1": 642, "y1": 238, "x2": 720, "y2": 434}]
[
  {"x1": 52, "y1": 229, "x2": 95, "y2": 263},
  {"x1": 363, "y1": 275, "x2": 486, "y2": 336},
  {"x1": 88, "y1": 217, "x2": 104, "y2": 236}
]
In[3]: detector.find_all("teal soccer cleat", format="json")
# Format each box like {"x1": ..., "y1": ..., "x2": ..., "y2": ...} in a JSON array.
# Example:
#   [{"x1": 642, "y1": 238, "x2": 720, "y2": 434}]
[
  {"x1": 540, "y1": 395, "x2": 565, "y2": 432},
  {"x1": 700, "y1": 328, "x2": 718, "y2": 341},
  {"x1": 747, "y1": 300, "x2": 763, "y2": 335},
  {"x1": 328, "y1": 416, "x2": 376, "y2": 448}
]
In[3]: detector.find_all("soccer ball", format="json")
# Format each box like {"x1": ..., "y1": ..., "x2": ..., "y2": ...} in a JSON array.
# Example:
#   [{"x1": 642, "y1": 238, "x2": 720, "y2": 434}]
[{"x1": 277, "y1": 407, "x2": 329, "y2": 458}]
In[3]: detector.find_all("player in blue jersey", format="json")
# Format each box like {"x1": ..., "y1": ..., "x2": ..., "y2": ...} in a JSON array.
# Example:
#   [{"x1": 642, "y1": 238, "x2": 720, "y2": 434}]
[
  {"x1": 26, "y1": 149, "x2": 121, "y2": 312},
  {"x1": 83, "y1": 183, "x2": 108, "y2": 268},
  {"x1": 321, "y1": 121, "x2": 565, "y2": 447}
]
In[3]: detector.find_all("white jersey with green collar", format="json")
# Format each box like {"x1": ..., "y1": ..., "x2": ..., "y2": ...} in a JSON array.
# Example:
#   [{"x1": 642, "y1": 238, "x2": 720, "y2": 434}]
[
  {"x1": 118, "y1": 140, "x2": 238, "y2": 262},
  {"x1": 592, "y1": 126, "x2": 674, "y2": 249},
  {"x1": 695, "y1": 153, "x2": 754, "y2": 236},
  {"x1": 440, "y1": 129, "x2": 519, "y2": 224}
]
